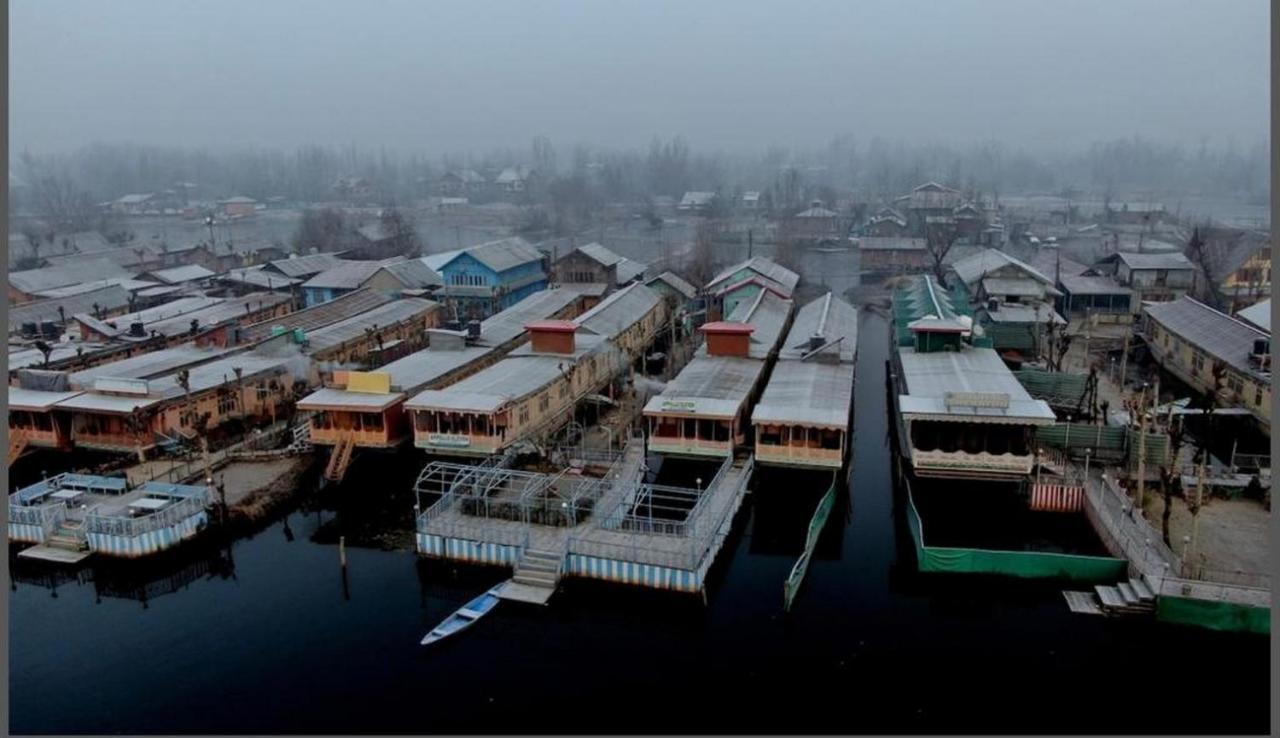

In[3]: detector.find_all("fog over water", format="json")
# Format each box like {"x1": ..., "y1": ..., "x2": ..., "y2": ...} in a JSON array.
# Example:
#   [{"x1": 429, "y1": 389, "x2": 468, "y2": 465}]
[{"x1": 8, "y1": 0, "x2": 1269, "y2": 154}]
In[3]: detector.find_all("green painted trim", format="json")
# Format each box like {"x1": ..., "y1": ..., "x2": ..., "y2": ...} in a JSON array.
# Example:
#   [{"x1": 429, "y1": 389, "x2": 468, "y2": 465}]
[{"x1": 1157, "y1": 595, "x2": 1271, "y2": 635}]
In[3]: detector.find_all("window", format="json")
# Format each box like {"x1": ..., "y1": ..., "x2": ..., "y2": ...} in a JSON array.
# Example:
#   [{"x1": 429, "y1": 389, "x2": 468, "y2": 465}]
[
  {"x1": 538, "y1": 392, "x2": 550, "y2": 412},
  {"x1": 518, "y1": 404, "x2": 530, "y2": 425},
  {"x1": 1255, "y1": 386, "x2": 1264, "y2": 407},
  {"x1": 1155, "y1": 269, "x2": 1169, "y2": 286},
  {"x1": 1227, "y1": 374, "x2": 1244, "y2": 396}
]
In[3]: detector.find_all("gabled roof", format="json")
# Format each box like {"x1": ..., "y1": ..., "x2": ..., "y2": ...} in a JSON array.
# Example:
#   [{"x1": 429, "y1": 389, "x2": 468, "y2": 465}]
[
  {"x1": 447, "y1": 237, "x2": 543, "y2": 273},
  {"x1": 573, "y1": 242, "x2": 624, "y2": 267},
  {"x1": 144, "y1": 264, "x2": 216, "y2": 284},
  {"x1": 1236, "y1": 299, "x2": 1270, "y2": 333},
  {"x1": 1145, "y1": 296, "x2": 1270, "y2": 380},
  {"x1": 615, "y1": 258, "x2": 647, "y2": 285},
  {"x1": 680, "y1": 191, "x2": 716, "y2": 206},
  {"x1": 950, "y1": 248, "x2": 1055, "y2": 289},
  {"x1": 220, "y1": 195, "x2": 256, "y2": 204},
  {"x1": 420, "y1": 249, "x2": 463, "y2": 271},
  {"x1": 1103, "y1": 251, "x2": 1196, "y2": 271},
  {"x1": 219, "y1": 266, "x2": 301, "y2": 290},
  {"x1": 645, "y1": 271, "x2": 698, "y2": 300},
  {"x1": 779, "y1": 292, "x2": 858, "y2": 362},
  {"x1": 573, "y1": 282, "x2": 662, "y2": 341},
  {"x1": 239, "y1": 288, "x2": 394, "y2": 342},
  {"x1": 706, "y1": 256, "x2": 800, "y2": 294},
  {"x1": 264, "y1": 252, "x2": 351, "y2": 279},
  {"x1": 302, "y1": 259, "x2": 404, "y2": 290},
  {"x1": 795, "y1": 206, "x2": 838, "y2": 218},
  {"x1": 379, "y1": 259, "x2": 443, "y2": 289},
  {"x1": 495, "y1": 166, "x2": 529, "y2": 183}
]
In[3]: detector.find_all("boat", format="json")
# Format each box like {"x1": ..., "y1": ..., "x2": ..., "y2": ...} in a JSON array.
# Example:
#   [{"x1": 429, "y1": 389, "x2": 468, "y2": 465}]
[{"x1": 419, "y1": 585, "x2": 504, "y2": 645}]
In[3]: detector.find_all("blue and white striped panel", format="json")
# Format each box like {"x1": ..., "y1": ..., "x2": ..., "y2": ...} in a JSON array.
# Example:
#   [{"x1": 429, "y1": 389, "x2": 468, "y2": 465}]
[
  {"x1": 8, "y1": 523, "x2": 46, "y2": 544},
  {"x1": 89, "y1": 512, "x2": 208, "y2": 558},
  {"x1": 566, "y1": 554, "x2": 699, "y2": 592},
  {"x1": 418, "y1": 534, "x2": 518, "y2": 566}
]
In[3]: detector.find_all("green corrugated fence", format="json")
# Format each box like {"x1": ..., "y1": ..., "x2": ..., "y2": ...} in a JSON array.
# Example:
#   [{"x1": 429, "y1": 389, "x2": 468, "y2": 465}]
[
  {"x1": 1015, "y1": 369, "x2": 1089, "y2": 406},
  {"x1": 905, "y1": 483, "x2": 1127, "y2": 581},
  {"x1": 1157, "y1": 596, "x2": 1271, "y2": 635},
  {"x1": 1035, "y1": 423, "x2": 1168, "y2": 467}
]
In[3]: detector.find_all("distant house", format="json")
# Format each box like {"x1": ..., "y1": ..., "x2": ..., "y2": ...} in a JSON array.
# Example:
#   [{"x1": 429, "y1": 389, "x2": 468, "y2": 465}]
[
  {"x1": 784, "y1": 201, "x2": 849, "y2": 244},
  {"x1": 855, "y1": 237, "x2": 928, "y2": 274},
  {"x1": 741, "y1": 191, "x2": 761, "y2": 211},
  {"x1": 111, "y1": 193, "x2": 155, "y2": 215},
  {"x1": 678, "y1": 191, "x2": 717, "y2": 213},
  {"x1": 862, "y1": 207, "x2": 909, "y2": 237},
  {"x1": 436, "y1": 169, "x2": 487, "y2": 196},
  {"x1": 1091, "y1": 251, "x2": 1199, "y2": 313},
  {"x1": 434, "y1": 237, "x2": 549, "y2": 320},
  {"x1": 220, "y1": 196, "x2": 257, "y2": 218},
  {"x1": 494, "y1": 165, "x2": 534, "y2": 194},
  {"x1": 1105, "y1": 201, "x2": 1166, "y2": 225},
  {"x1": 948, "y1": 248, "x2": 1065, "y2": 360},
  {"x1": 437, "y1": 197, "x2": 469, "y2": 212},
  {"x1": 551, "y1": 242, "x2": 646, "y2": 291},
  {"x1": 894, "y1": 182, "x2": 964, "y2": 235},
  {"x1": 704, "y1": 256, "x2": 799, "y2": 319}
]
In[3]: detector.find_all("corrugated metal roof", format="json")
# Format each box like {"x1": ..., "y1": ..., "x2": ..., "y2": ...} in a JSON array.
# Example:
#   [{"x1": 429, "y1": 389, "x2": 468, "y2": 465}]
[
  {"x1": 146, "y1": 264, "x2": 216, "y2": 284},
  {"x1": 303, "y1": 298, "x2": 438, "y2": 353},
  {"x1": 1112, "y1": 252, "x2": 1195, "y2": 270},
  {"x1": 751, "y1": 361, "x2": 854, "y2": 428},
  {"x1": 778, "y1": 293, "x2": 857, "y2": 362},
  {"x1": 9, "y1": 387, "x2": 85, "y2": 411},
  {"x1": 9, "y1": 285, "x2": 132, "y2": 332},
  {"x1": 297, "y1": 386, "x2": 405, "y2": 411},
  {"x1": 474, "y1": 287, "x2": 582, "y2": 347},
  {"x1": 707, "y1": 256, "x2": 799, "y2": 293},
  {"x1": 857, "y1": 237, "x2": 923, "y2": 251},
  {"x1": 980, "y1": 303, "x2": 1066, "y2": 325},
  {"x1": 420, "y1": 249, "x2": 463, "y2": 271},
  {"x1": 266, "y1": 252, "x2": 351, "y2": 279},
  {"x1": 615, "y1": 258, "x2": 647, "y2": 285},
  {"x1": 897, "y1": 346, "x2": 1055, "y2": 423},
  {"x1": 143, "y1": 293, "x2": 292, "y2": 337},
  {"x1": 381, "y1": 259, "x2": 443, "y2": 288},
  {"x1": 575, "y1": 242, "x2": 624, "y2": 267},
  {"x1": 407, "y1": 352, "x2": 587, "y2": 413},
  {"x1": 645, "y1": 271, "x2": 697, "y2": 300},
  {"x1": 1144, "y1": 296, "x2": 1270, "y2": 379},
  {"x1": 239, "y1": 288, "x2": 394, "y2": 342},
  {"x1": 219, "y1": 266, "x2": 300, "y2": 289},
  {"x1": 709, "y1": 289, "x2": 792, "y2": 359},
  {"x1": 9, "y1": 258, "x2": 133, "y2": 294},
  {"x1": 1059, "y1": 273, "x2": 1132, "y2": 296},
  {"x1": 301, "y1": 260, "x2": 387, "y2": 290},
  {"x1": 1236, "y1": 299, "x2": 1270, "y2": 333},
  {"x1": 74, "y1": 296, "x2": 224, "y2": 337},
  {"x1": 463, "y1": 237, "x2": 543, "y2": 273},
  {"x1": 35, "y1": 278, "x2": 159, "y2": 298},
  {"x1": 643, "y1": 355, "x2": 764, "y2": 419},
  {"x1": 950, "y1": 248, "x2": 1054, "y2": 289},
  {"x1": 69, "y1": 345, "x2": 236, "y2": 387},
  {"x1": 573, "y1": 282, "x2": 662, "y2": 341},
  {"x1": 982, "y1": 277, "x2": 1055, "y2": 298}
]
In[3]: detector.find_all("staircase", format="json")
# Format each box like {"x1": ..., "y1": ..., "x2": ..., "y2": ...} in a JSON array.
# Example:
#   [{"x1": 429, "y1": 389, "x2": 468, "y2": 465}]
[
  {"x1": 323, "y1": 433, "x2": 356, "y2": 482},
  {"x1": 1066, "y1": 578, "x2": 1156, "y2": 617},
  {"x1": 47, "y1": 522, "x2": 89, "y2": 553},
  {"x1": 289, "y1": 422, "x2": 313, "y2": 454},
  {"x1": 498, "y1": 547, "x2": 563, "y2": 605},
  {"x1": 9, "y1": 430, "x2": 30, "y2": 465}
]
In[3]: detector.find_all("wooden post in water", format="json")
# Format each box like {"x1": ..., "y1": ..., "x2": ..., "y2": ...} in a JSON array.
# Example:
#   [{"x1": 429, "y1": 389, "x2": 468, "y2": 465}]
[{"x1": 339, "y1": 536, "x2": 347, "y2": 569}]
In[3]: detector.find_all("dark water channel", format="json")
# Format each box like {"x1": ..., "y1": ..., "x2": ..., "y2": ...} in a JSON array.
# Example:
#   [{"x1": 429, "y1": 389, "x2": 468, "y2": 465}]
[{"x1": 8, "y1": 314, "x2": 1269, "y2": 734}]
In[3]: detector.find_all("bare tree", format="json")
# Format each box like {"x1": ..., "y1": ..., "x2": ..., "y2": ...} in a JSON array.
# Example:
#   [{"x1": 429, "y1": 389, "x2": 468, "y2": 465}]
[
  {"x1": 686, "y1": 220, "x2": 720, "y2": 288},
  {"x1": 379, "y1": 207, "x2": 422, "y2": 257},
  {"x1": 924, "y1": 221, "x2": 961, "y2": 283}
]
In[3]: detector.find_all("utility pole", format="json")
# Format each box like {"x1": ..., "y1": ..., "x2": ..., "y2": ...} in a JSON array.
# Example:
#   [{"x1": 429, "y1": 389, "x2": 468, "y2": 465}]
[
  {"x1": 748, "y1": 229, "x2": 754, "y2": 259},
  {"x1": 1118, "y1": 325, "x2": 1131, "y2": 390},
  {"x1": 1135, "y1": 384, "x2": 1148, "y2": 513},
  {"x1": 1188, "y1": 446, "x2": 1207, "y2": 577}
]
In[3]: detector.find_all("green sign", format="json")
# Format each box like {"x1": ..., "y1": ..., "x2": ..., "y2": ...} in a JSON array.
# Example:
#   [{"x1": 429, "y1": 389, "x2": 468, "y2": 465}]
[
  {"x1": 427, "y1": 434, "x2": 471, "y2": 448},
  {"x1": 783, "y1": 477, "x2": 838, "y2": 612}
]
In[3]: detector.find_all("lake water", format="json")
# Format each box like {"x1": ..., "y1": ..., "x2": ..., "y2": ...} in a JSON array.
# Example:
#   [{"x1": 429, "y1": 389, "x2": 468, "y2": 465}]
[{"x1": 8, "y1": 314, "x2": 1270, "y2": 734}]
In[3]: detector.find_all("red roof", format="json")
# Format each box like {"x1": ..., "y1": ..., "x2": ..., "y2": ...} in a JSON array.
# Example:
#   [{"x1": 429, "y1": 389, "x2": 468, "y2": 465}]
[
  {"x1": 700, "y1": 321, "x2": 755, "y2": 335},
  {"x1": 525, "y1": 319, "x2": 578, "y2": 333}
]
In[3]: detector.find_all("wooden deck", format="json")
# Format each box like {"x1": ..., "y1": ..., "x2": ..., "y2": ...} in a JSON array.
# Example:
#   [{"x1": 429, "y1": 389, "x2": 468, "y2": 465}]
[{"x1": 17, "y1": 545, "x2": 92, "y2": 564}]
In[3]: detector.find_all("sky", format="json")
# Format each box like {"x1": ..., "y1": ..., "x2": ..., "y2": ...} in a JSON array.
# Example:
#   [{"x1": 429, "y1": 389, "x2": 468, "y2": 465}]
[{"x1": 8, "y1": 0, "x2": 1271, "y2": 155}]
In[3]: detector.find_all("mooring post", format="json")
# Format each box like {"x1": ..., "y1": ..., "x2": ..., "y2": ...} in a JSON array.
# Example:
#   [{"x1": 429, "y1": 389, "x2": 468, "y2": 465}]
[{"x1": 339, "y1": 535, "x2": 347, "y2": 569}]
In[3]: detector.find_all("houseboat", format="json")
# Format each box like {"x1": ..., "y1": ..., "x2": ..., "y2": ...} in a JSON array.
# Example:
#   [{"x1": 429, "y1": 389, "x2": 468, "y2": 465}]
[
  {"x1": 407, "y1": 321, "x2": 624, "y2": 457},
  {"x1": 643, "y1": 289, "x2": 793, "y2": 458},
  {"x1": 751, "y1": 292, "x2": 857, "y2": 469},
  {"x1": 298, "y1": 287, "x2": 587, "y2": 480},
  {"x1": 890, "y1": 275, "x2": 1055, "y2": 480}
]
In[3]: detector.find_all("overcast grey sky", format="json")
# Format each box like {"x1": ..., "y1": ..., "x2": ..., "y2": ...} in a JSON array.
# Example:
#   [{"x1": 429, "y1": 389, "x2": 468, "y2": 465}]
[{"x1": 9, "y1": 0, "x2": 1270, "y2": 155}]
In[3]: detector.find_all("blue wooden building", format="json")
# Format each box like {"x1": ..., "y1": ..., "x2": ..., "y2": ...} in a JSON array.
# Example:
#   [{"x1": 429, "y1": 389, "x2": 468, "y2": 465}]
[{"x1": 434, "y1": 237, "x2": 549, "y2": 320}]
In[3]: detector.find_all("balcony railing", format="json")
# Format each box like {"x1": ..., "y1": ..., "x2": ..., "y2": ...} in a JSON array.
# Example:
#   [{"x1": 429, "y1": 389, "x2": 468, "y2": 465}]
[
  {"x1": 911, "y1": 448, "x2": 1033, "y2": 474},
  {"x1": 83, "y1": 489, "x2": 212, "y2": 539}
]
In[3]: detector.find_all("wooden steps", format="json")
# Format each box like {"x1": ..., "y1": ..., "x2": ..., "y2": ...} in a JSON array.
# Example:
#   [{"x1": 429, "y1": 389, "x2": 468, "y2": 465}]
[
  {"x1": 505, "y1": 548, "x2": 563, "y2": 605},
  {"x1": 1065, "y1": 578, "x2": 1156, "y2": 618},
  {"x1": 323, "y1": 434, "x2": 356, "y2": 482}
]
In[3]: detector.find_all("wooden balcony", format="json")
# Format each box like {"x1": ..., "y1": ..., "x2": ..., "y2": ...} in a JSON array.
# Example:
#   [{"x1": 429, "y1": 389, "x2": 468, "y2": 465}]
[
  {"x1": 910, "y1": 448, "x2": 1034, "y2": 476},
  {"x1": 648, "y1": 436, "x2": 733, "y2": 458},
  {"x1": 755, "y1": 443, "x2": 843, "y2": 469}
]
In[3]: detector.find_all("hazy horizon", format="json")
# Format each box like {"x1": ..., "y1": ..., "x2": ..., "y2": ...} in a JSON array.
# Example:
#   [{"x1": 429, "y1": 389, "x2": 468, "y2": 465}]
[{"x1": 9, "y1": 0, "x2": 1270, "y2": 157}]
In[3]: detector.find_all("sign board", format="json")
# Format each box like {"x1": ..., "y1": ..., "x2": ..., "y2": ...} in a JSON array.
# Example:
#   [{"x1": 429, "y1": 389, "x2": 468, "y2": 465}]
[
  {"x1": 427, "y1": 434, "x2": 471, "y2": 448},
  {"x1": 347, "y1": 371, "x2": 391, "y2": 394},
  {"x1": 94, "y1": 377, "x2": 150, "y2": 396},
  {"x1": 660, "y1": 399, "x2": 698, "y2": 413},
  {"x1": 944, "y1": 391, "x2": 1010, "y2": 410},
  {"x1": 783, "y1": 478, "x2": 837, "y2": 612}
]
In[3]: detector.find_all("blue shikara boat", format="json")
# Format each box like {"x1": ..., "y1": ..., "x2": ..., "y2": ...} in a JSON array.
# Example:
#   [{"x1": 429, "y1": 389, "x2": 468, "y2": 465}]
[{"x1": 420, "y1": 585, "x2": 504, "y2": 645}]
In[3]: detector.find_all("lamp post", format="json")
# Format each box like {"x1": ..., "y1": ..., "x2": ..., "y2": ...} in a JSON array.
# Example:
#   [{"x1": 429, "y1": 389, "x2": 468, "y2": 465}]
[{"x1": 1035, "y1": 448, "x2": 1043, "y2": 488}]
